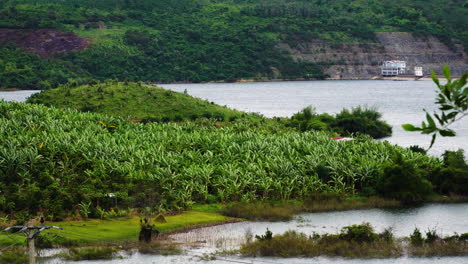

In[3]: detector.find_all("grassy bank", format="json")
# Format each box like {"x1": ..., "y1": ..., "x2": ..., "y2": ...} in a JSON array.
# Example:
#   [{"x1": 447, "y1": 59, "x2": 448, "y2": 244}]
[
  {"x1": 222, "y1": 195, "x2": 468, "y2": 221},
  {"x1": 223, "y1": 196, "x2": 401, "y2": 221},
  {"x1": 0, "y1": 210, "x2": 230, "y2": 247}
]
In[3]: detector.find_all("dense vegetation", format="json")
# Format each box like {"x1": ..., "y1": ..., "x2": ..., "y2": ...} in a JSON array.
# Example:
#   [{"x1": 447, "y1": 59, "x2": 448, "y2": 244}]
[
  {"x1": 287, "y1": 106, "x2": 392, "y2": 139},
  {"x1": 240, "y1": 223, "x2": 468, "y2": 258},
  {"x1": 0, "y1": 101, "x2": 442, "y2": 220},
  {"x1": 1, "y1": 0, "x2": 467, "y2": 88},
  {"x1": 27, "y1": 81, "x2": 248, "y2": 122},
  {"x1": 26, "y1": 81, "x2": 392, "y2": 138}
]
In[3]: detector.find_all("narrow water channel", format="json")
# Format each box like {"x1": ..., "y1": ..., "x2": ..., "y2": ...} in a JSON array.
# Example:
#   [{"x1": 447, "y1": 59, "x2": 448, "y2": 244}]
[{"x1": 42, "y1": 203, "x2": 468, "y2": 263}]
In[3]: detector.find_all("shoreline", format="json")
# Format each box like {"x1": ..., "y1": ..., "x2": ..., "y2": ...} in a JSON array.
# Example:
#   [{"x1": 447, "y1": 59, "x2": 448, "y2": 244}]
[
  {"x1": 0, "y1": 76, "x2": 449, "y2": 92},
  {"x1": 2, "y1": 197, "x2": 467, "y2": 247},
  {"x1": 154, "y1": 75, "x2": 449, "y2": 85}
]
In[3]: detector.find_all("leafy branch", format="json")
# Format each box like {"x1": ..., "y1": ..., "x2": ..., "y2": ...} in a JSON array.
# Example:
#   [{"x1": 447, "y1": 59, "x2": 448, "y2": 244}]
[{"x1": 402, "y1": 66, "x2": 467, "y2": 149}]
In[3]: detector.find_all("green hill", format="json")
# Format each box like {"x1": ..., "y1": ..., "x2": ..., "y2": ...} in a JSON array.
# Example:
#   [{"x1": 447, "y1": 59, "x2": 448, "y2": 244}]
[
  {"x1": 1, "y1": 0, "x2": 467, "y2": 89},
  {"x1": 27, "y1": 81, "x2": 247, "y2": 122}
]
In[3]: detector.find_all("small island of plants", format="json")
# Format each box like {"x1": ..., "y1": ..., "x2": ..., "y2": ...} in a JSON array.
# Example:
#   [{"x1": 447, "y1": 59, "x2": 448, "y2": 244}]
[{"x1": 239, "y1": 223, "x2": 468, "y2": 258}]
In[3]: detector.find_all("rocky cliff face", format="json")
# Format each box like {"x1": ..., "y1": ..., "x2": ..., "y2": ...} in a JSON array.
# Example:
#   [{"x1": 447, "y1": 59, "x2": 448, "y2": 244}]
[{"x1": 280, "y1": 32, "x2": 467, "y2": 79}]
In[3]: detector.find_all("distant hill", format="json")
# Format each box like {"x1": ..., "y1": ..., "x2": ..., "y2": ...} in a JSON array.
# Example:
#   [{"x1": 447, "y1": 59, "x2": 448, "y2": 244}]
[
  {"x1": 1, "y1": 0, "x2": 467, "y2": 89},
  {"x1": 27, "y1": 82, "x2": 247, "y2": 122}
]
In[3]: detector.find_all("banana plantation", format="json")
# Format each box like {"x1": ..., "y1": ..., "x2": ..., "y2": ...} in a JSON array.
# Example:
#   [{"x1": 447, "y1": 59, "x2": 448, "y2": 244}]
[{"x1": 0, "y1": 101, "x2": 440, "y2": 218}]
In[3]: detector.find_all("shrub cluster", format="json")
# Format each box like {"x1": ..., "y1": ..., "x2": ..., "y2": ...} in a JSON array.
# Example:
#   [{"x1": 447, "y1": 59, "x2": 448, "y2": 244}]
[
  {"x1": 429, "y1": 150, "x2": 468, "y2": 195},
  {"x1": 241, "y1": 223, "x2": 402, "y2": 258},
  {"x1": 0, "y1": 101, "x2": 438, "y2": 218},
  {"x1": 287, "y1": 106, "x2": 392, "y2": 139},
  {"x1": 241, "y1": 224, "x2": 468, "y2": 258}
]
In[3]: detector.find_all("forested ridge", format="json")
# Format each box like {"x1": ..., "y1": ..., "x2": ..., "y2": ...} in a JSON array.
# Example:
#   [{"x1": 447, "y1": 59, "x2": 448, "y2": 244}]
[{"x1": 0, "y1": 0, "x2": 467, "y2": 88}]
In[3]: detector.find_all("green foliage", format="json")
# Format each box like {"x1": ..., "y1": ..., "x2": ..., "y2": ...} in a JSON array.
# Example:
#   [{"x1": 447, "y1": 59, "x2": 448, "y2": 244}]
[
  {"x1": 287, "y1": 106, "x2": 392, "y2": 139},
  {"x1": 339, "y1": 223, "x2": 377, "y2": 243},
  {"x1": 14, "y1": 211, "x2": 29, "y2": 225},
  {"x1": 408, "y1": 145, "x2": 427, "y2": 155},
  {"x1": 0, "y1": 248, "x2": 28, "y2": 264},
  {"x1": 332, "y1": 106, "x2": 392, "y2": 139},
  {"x1": 64, "y1": 247, "x2": 117, "y2": 261},
  {"x1": 403, "y1": 66, "x2": 467, "y2": 149},
  {"x1": 0, "y1": 45, "x2": 78, "y2": 89},
  {"x1": 410, "y1": 228, "x2": 424, "y2": 246},
  {"x1": 78, "y1": 201, "x2": 92, "y2": 220},
  {"x1": 138, "y1": 241, "x2": 182, "y2": 255},
  {"x1": 0, "y1": 101, "x2": 439, "y2": 215},
  {"x1": 1, "y1": 0, "x2": 466, "y2": 88},
  {"x1": 27, "y1": 82, "x2": 247, "y2": 122},
  {"x1": 223, "y1": 202, "x2": 295, "y2": 221},
  {"x1": 241, "y1": 224, "x2": 402, "y2": 258},
  {"x1": 241, "y1": 224, "x2": 467, "y2": 258},
  {"x1": 429, "y1": 150, "x2": 468, "y2": 195},
  {"x1": 35, "y1": 233, "x2": 67, "y2": 249},
  {"x1": 376, "y1": 154, "x2": 433, "y2": 202},
  {"x1": 255, "y1": 228, "x2": 273, "y2": 241},
  {"x1": 425, "y1": 228, "x2": 440, "y2": 244}
]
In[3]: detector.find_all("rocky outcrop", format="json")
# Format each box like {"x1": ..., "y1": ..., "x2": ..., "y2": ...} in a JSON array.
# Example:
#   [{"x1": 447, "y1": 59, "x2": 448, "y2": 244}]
[
  {"x1": 280, "y1": 32, "x2": 467, "y2": 78},
  {"x1": 0, "y1": 29, "x2": 89, "y2": 57}
]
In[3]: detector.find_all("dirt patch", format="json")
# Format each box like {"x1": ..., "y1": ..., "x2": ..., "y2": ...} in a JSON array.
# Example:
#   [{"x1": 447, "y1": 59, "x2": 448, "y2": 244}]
[{"x1": 0, "y1": 28, "x2": 89, "y2": 57}]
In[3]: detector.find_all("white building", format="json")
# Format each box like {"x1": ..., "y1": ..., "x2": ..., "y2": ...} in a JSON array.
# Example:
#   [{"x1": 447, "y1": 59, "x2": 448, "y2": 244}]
[
  {"x1": 381, "y1": 60, "x2": 406, "y2": 76},
  {"x1": 414, "y1": 67, "x2": 423, "y2": 77}
]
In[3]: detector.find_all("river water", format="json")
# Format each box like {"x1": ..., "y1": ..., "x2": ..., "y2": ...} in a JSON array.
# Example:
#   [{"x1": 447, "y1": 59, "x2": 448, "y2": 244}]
[
  {"x1": 42, "y1": 203, "x2": 468, "y2": 264},
  {"x1": 1, "y1": 80, "x2": 467, "y2": 155}
]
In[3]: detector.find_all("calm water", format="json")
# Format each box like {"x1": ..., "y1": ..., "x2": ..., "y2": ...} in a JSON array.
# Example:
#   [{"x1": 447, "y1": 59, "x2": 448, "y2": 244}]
[
  {"x1": 170, "y1": 203, "x2": 468, "y2": 251},
  {"x1": 0, "y1": 90, "x2": 38, "y2": 102},
  {"x1": 1, "y1": 80, "x2": 467, "y2": 155},
  {"x1": 43, "y1": 203, "x2": 468, "y2": 264}
]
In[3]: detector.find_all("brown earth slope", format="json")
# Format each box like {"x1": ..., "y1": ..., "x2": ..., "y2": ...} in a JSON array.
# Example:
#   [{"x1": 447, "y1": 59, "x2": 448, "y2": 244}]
[
  {"x1": 280, "y1": 32, "x2": 468, "y2": 79},
  {"x1": 0, "y1": 29, "x2": 89, "y2": 57}
]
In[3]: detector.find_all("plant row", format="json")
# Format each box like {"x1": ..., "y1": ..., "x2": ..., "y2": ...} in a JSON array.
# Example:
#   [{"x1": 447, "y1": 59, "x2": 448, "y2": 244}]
[{"x1": 0, "y1": 101, "x2": 465, "y2": 221}]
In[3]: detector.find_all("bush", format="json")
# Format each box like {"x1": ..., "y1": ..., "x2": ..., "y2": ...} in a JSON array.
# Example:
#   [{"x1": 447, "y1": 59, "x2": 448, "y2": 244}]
[
  {"x1": 379, "y1": 228, "x2": 394, "y2": 242},
  {"x1": 408, "y1": 145, "x2": 427, "y2": 155},
  {"x1": 65, "y1": 247, "x2": 117, "y2": 261},
  {"x1": 429, "y1": 150, "x2": 468, "y2": 195},
  {"x1": 0, "y1": 249, "x2": 28, "y2": 264},
  {"x1": 410, "y1": 228, "x2": 424, "y2": 246},
  {"x1": 339, "y1": 223, "x2": 377, "y2": 243},
  {"x1": 287, "y1": 106, "x2": 392, "y2": 139},
  {"x1": 255, "y1": 228, "x2": 273, "y2": 241},
  {"x1": 376, "y1": 154, "x2": 433, "y2": 202},
  {"x1": 332, "y1": 106, "x2": 392, "y2": 139},
  {"x1": 36, "y1": 233, "x2": 68, "y2": 248},
  {"x1": 426, "y1": 228, "x2": 439, "y2": 243}
]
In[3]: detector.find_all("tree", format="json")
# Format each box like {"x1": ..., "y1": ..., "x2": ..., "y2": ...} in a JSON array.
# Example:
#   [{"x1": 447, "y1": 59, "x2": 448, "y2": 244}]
[{"x1": 402, "y1": 66, "x2": 467, "y2": 149}]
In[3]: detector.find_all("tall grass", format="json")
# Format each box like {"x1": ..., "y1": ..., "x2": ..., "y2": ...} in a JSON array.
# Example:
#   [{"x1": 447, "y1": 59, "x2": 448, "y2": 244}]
[
  {"x1": 223, "y1": 197, "x2": 400, "y2": 221},
  {"x1": 240, "y1": 225, "x2": 403, "y2": 258},
  {"x1": 240, "y1": 224, "x2": 468, "y2": 258}
]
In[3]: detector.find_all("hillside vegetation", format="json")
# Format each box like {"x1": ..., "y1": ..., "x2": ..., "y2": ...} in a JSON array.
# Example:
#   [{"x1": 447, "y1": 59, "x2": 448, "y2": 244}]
[
  {"x1": 27, "y1": 81, "x2": 247, "y2": 122},
  {"x1": 0, "y1": 101, "x2": 440, "y2": 219},
  {"x1": 26, "y1": 81, "x2": 394, "y2": 139},
  {"x1": 0, "y1": 0, "x2": 467, "y2": 88}
]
